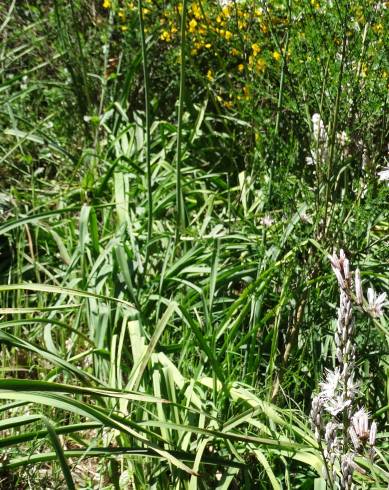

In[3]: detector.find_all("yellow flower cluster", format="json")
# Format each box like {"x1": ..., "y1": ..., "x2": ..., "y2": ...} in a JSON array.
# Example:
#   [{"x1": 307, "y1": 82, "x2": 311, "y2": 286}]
[
  {"x1": 101, "y1": 0, "x2": 291, "y2": 109},
  {"x1": 100, "y1": 0, "x2": 389, "y2": 113},
  {"x1": 156, "y1": 0, "x2": 283, "y2": 107}
]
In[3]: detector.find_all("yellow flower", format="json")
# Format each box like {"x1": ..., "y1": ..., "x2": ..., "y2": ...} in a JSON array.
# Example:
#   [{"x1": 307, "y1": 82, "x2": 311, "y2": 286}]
[
  {"x1": 225, "y1": 30, "x2": 233, "y2": 41},
  {"x1": 189, "y1": 18, "x2": 198, "y2": 33},
  {"x1": 255, "y1": 58, "x2": 266, "y2": 73},
  {"x1": 373, "y1": 23, "x2": 383, "y2": 34},
  {"x1": 191, "y1": 3, "x2": 202, "y2": 20},
  {"x1": 102, "y1": 0, "x2": 111, "y2": 8},
  {"x1": 238, "y1": 63, "x2": 244, "y2": 72},
  {"x1": 118, "y1": 9, "x2": 126, "y2": 19},
  {"x1": 231, "y1": 48, "x2": 239, "y2": 56},
  {"x1": 224, "y1": 100, "x2": 233, "y2": 109},
  {"x1": 205, "y1": 43, "x2": 211, "y2": 49},
  {"x1": 142, "y1": 8, "x2": 150, "y2": 15},
  {"x1": 354, "y1": 6, "x2": 365, "y2": 24},
  {"x1": 222, "y1": 6, "x2": 231, "y2": 17},
  {"x1": 207, "y1": 69, "x2": 214, "y2": 81},
  {"x1": 272, "y1": 51, "x2": 281, "y2": 61},
  {"x1": 121, "y1": 25, "x2": 128, "y2": 32},
  {"x1": 160, "y1": 30, "x2": 172, "y2": 42},
  {"x1": 251, "y1": 43, "x2": 261, "y2": 56},
  {"x1": 198, "y1": 25, "x2": 206, "y2": 35}
]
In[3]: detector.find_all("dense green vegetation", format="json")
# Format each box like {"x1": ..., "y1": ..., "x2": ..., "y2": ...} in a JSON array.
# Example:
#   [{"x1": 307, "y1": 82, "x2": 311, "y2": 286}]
[{"x1": 0, "y1": 0, "x2": 388, "y2": 488}]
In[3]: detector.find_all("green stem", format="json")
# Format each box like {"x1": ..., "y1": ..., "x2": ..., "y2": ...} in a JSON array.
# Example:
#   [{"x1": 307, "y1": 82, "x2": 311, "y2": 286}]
[
  {"x1": 267, "y1": 0, "x2": 291, "y2": 208},
  {"x1": 176, "y1": 0, "x2": 187, "y2": 243},
  {"x1": 323, "y1": 32, "x2": 347, "y2": 235},
  {"x1": 138, "y1": 0, "x2": 153, "y2": 275}
]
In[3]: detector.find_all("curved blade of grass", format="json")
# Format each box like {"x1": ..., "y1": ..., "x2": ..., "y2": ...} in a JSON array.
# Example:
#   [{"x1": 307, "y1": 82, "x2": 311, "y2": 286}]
[
  {"x1": 251, "y1": 446, "x2": 281, "y2": 490},
  {"x1": 0, "y1": 304, "x2": 80, "y2": 314},
  {"x1": 0, "y1": 422, "x2": 101, "y2": 450},
  {"x1": 0, "y1": 414, "x2": 42, "y2": 431},
  {"x1": 0, "y1": 331, "x2": 98, "y2": 384},
  {"x1": 0, "y1": 318, "x2": 92, "y2": 345},
  {"x1": 0, "y1": 379, "x2": 168, "y2": 404},
  {"x1": 128, "y1": 301, "x2": 177, "y2": 391},
  {"x1": 0, "y1": 283, "x2": 135, "y2": 311},
  {"x1": 1, "y1": 448, "x2": 245, "y2": 471},
  {"x1": 0, "y1": 206, "x2": 80, "y2": 235},
  {"x1": 41, "y1": 416, "x2": 76, "y2": 490}
]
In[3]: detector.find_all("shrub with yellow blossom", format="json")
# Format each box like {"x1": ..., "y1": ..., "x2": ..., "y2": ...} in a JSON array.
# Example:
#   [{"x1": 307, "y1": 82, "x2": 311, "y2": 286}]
[
  {"x1": 102, "y1": 0, "x2": 292, "y2": 113},
  {"x1": 100, "y1": 0, "x2": 388, "y2": 168}
]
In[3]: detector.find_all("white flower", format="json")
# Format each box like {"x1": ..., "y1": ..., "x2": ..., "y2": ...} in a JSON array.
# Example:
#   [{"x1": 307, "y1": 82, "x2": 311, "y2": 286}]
[
  {"x1": 300, "y1": 211, "x2": 312, "y2": 223},
  {"x1": 367, "y1": 288, "x2": 387, "y2": 317},
  {"x1": 355, "y1": 268, "x2": 363, "y2": 305},
  {"x1": 324, "y1": 421, "x2": 338, "y2": 445},
  {"x1": 319, "y1": 368, "x2": 341, "y2": 400},
  {"x1": 215, "y1": 470, "x2": 223, "y2": 481},
  {"x1": 325, "y1": 397, "x2": 352, "y2": 416},
  {"x1": 260, "y1": 215, "x2": 274, "y2": 227},
  {"x1": 351, "y1": 407, "x2": 369, "y2": 438},
  {"x1": 306, "y1": 156, "x2": 315, "y2": 166},
  {"x1": 349, "y1": 425, "x2": 361, "y2": 450},
  {"x1": 65, "y1": 338, "x2": 74, "y2": 351},
  {"x1": 377, "y1": 167, "x2": 389, "y2": 181},
  {"x1": 350, "y1": 407, "x2": 377, "y2": 448},
  {"x1": 328, "y1": 249, "x2": 350, "y2": 288},
  {"x1": 318, "y1": 368, "x2": 358, "y2": 416},
  {"x1": 362, "y1": 148, "x2": 370, "y2": 170},
  {"x1": 312, "y1": 113, "x2": 327, "y2": 143},
  {"x1": 319, "y1": 369, "x2": 350, "y2": 416},
  {"x1": 374, "y1": 1, "x2": 387, "y2": 10},
  {"x1": 369, "y1": 421, "x2": 377, "y2": 446},
  {"x1": 336, "y1": 131, "x2": 350, "y2": 147}
]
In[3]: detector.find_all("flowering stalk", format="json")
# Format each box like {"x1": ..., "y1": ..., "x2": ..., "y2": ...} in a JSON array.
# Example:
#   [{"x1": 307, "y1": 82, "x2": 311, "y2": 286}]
[
  {"x1": 311, "y1": 250, "x2": 382, "y2": 489},
  {"x1": 329, "y1": 251, "x2": 387, "y2": 320}
]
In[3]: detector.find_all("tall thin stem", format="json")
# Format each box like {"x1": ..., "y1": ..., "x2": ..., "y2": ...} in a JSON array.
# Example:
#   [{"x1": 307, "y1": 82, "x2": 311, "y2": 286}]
[
  {"x1": 137, "y1": 0, "x2": 153, "y2": 275},
  {"x1": 323, "y1": 32, "x2": 347, "y2": 235},
  {"x1": 175, "y1": 0, "x2": 187, "y2": 243}
]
